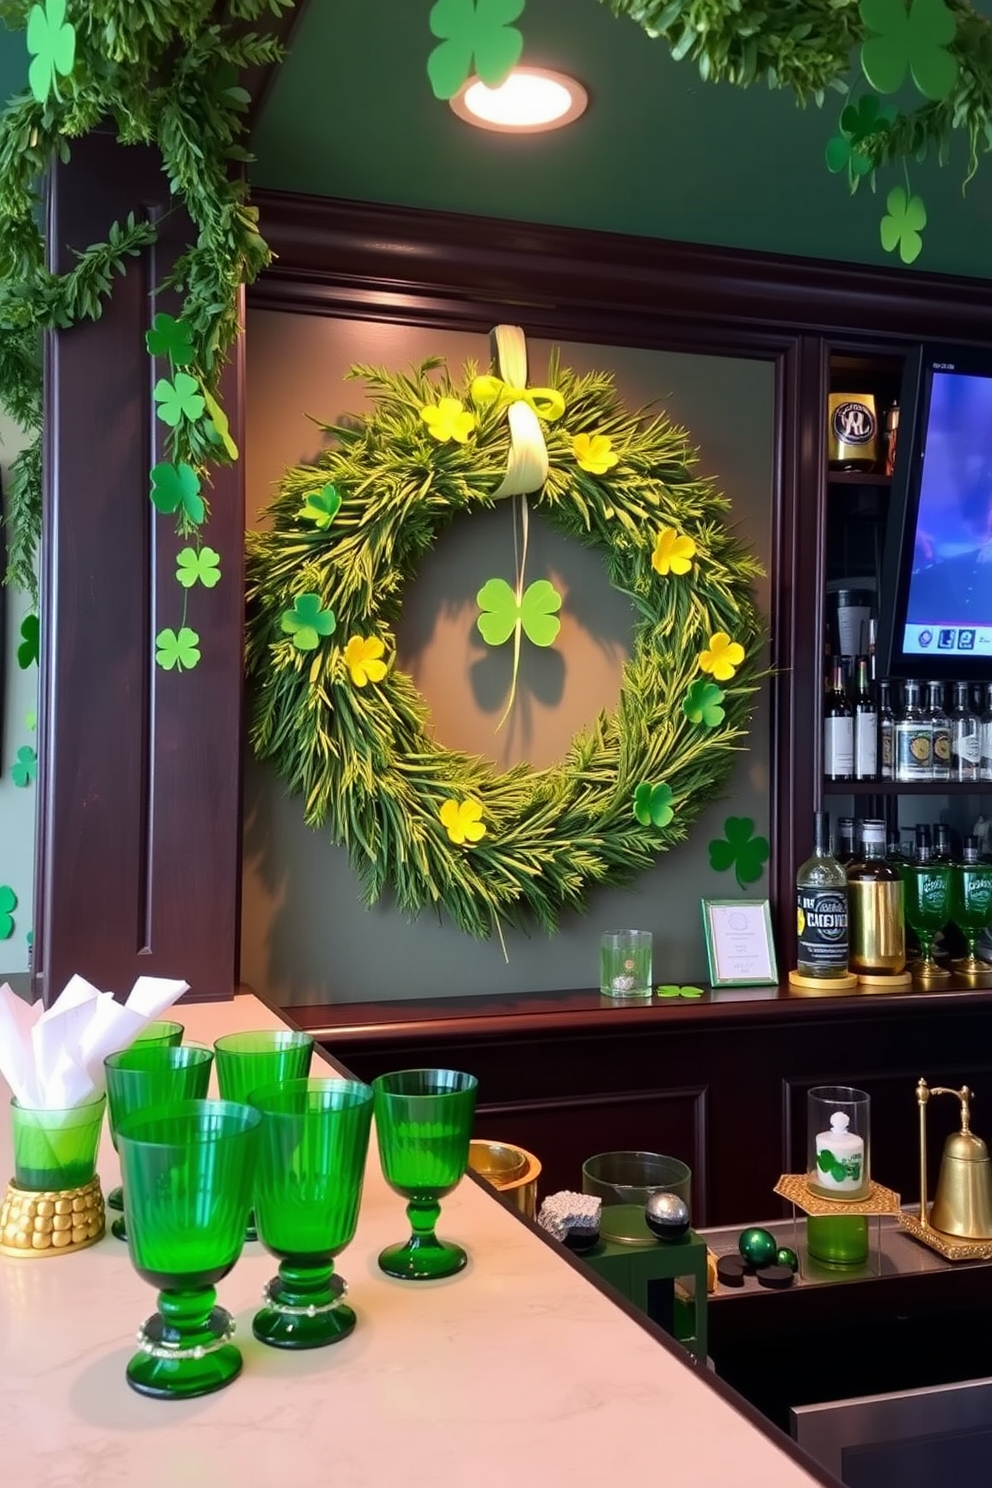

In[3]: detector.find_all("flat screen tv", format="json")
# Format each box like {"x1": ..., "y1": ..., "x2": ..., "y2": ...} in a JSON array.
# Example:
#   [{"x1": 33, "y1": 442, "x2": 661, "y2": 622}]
[{"x1": 878, "y1": 344, "x2": 992, "y2": 682}]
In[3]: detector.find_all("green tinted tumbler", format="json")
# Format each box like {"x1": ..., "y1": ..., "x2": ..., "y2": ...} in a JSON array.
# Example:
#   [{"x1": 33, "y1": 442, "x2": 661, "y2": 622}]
[
  {"x1": 250, "y1": 1078, "x2": 374, "y2": 1349},
  {"x1": 10, "y1": 1094, "x2": 106, "y2": 1191},
  {"x1": 132, "y1": 1020, "x2": 184, "y2": 1046}
]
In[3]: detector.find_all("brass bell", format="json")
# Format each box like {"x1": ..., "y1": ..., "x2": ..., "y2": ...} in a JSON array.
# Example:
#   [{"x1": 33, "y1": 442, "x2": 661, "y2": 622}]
[{"x1": 918, "y1": 1079, "x2": 992, "y2": 1240}]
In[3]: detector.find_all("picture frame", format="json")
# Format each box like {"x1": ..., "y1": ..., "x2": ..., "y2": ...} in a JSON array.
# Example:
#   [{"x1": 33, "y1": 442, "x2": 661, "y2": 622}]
[{"x1": 701, "y1": 898, "x2": 779, "y2": 987}]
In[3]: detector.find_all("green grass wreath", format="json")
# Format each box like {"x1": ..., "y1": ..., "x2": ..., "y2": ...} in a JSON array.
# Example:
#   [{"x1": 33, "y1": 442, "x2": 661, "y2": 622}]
[{"x1": 245, "y1": 339, "x2": 765, "y2": 939}]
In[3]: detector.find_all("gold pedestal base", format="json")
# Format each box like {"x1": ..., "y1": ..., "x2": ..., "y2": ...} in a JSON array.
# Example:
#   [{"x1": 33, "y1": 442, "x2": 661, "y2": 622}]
[
  {"x1": 0, "y1": 1175, "x2": 105, "y2": 1257},
  {"x1": 898, "y1": 1209, "x2": 992, "y2": 1262}
]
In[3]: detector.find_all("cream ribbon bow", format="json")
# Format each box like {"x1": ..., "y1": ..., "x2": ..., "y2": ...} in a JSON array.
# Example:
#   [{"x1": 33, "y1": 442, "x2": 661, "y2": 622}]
[{"x1": 470, "y1": 325, "x2": 564, "y2": 500}]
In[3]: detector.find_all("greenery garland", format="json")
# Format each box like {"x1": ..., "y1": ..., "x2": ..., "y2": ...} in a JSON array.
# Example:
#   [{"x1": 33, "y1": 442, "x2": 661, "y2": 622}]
[{"x1": 245, "y1": 351, "x2": 765, "y2": 939}]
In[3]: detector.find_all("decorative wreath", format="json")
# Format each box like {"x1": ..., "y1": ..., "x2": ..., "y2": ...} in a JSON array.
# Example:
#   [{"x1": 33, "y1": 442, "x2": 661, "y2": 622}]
[{"x1": 245, "y1": 327, "x2": 764, "y2": 940}]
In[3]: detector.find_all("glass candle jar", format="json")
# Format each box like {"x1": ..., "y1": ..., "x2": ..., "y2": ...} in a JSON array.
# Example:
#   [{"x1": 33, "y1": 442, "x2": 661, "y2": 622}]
[{"x1": 807, "y1": 1085, "x2": 870, "y2": 1201}]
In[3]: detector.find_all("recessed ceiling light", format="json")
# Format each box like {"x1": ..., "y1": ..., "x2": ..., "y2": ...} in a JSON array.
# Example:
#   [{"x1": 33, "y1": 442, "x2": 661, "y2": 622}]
[{"x1": 450, "y1": 68, "x2": 588, "y2": 133}]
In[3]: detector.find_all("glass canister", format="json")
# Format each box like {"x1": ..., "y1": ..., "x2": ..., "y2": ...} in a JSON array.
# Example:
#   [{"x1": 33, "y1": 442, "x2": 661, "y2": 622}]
[{"x1": 807, "y1": 1085, "x2": 870, "y2": 1201}]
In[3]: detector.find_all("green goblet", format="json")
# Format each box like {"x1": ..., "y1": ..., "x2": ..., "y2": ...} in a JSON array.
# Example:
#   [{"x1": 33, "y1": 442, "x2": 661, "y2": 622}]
[
  {"x1": 902, "y1": 858, "x2": 953, "y2": 979},
  {"x1": 250, "y1": 1077, "x2": 374, "y2": 1349},
  {"x1": 951, "y1": 853, "x2": 992, "y2": 975},
  {"x1": 373, "y1": 1068, "x2": 478, "y2": 1281},
  {"x1": 116, "y1": 1098, "x2": 260, "y2": 1400},
  {"x1": 104, "y1": 1044, "x2": 214, "y2": 1235},
  {"x1": 214, "y1": 1029, "x2": 314, "y2": 1240},
  {"x1": 133, "y1": 1020, "x2": 184, "y2": 1046}
]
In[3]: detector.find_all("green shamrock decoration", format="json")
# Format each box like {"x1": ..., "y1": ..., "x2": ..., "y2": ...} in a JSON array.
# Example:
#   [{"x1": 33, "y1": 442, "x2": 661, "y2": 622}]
[
  {"x1": 155, "y1": 626, "x2": 201, "y2": 672},
  {"x1": 860, "y1": 0, "x2": 957, "y2": 101},
  {"x1": 281, "y1": 593, "x2": 337, "y2": 652},
  {"x1": 825, "y1": 95, "x2": 894, "y2": 180},
  {"x1": 145, "y1": 313, "x2": 194, "y2": 366},
  {"x1": 24, "y1": 710, "x2": 36, "y2": 731},
  {"x1": 150, "y1": 462, "x2": 205, "y2": 524},
  {"x1": 656, "y1": 985, "x2": 705, "y2": 999},
  {"x1": 202, "y1": 387, "x2": 239, "y2": 461},
  {"x1": 427, "y1": 0, "x2": 524, "y2": 101},
  {"x1": 633, "y1": 781, "x2": 675, "y2": 829},
  {"x1": 176, "y1": 546, "x2": 221, "y2": 589},
  {"x1": 26, "y1": 0, "x2": 75, "y2": 105},
  {"x1": 0, "y1": 885, "x2": 17, "y2": 939},
  {"x1": 301, "y1": 484, "x2": 342, "y2": 529},
  {"x1": 11, "y1": 746, "x2": 37, "y2": 787},
  {"x1": 683, "y1": 679, "x2": 726, "y2": 728},
  {"x1": 708, "y1": 815, "x2": 770, "y2": 889},
  {"x1": 880, "y1": 185, "x2": 927, "y2": 263},
  {"x1": 17, "y1": 614, "x2": 39, "y2": 669},
  {"x1": 476, "y1": 577, "x2": 562, "y2": 647},
  {"x1": 154, "y1": 372, "x2": 206, "y2": 428}
]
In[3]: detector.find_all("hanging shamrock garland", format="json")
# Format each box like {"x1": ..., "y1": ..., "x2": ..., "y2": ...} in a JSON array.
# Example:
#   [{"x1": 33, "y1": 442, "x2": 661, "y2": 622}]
[{"x1": 246, "y1": 328, "x2": 764, "y2": 939}]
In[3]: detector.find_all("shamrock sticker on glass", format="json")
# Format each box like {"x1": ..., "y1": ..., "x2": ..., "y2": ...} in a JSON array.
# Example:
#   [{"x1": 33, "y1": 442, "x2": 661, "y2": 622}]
[
  {"x1": 301, "y1": 483, "x2": 342, "y2": 529},
  {"x1": 344, "y1": 636, "x2": 388, "y2": 687},
  {"x1": 17, "y1": 614, "x2": 39, "y2": 670},
  {"x1": 155, "y1": 627, "x2": 201, "y2": 672},
  {"x1": 281, "y1": 594, "x2": 336, "y2": 652},
  {"x1": 11, "y1": 747, "x2": 37, "y2": 788},
  {"x1": 683, "y1": 679, "x2": 726, "y2": 728},
  {"x1": 698, "y1": 631, "x2": 744, "y2": 682},
  {"x1": 825, "y1": 94, "x2": 894, "y2": 180},
  {"x1": 176, "y1": 546, "x2": 221, "y2": 589},
  {"x1": 0, "y1": 885, "x2": 17, "y2": 940},
  {"x1": 860, "y1": 0, "x2": 957, "y2": 102},
  {"x1": 420, "y1": 397, "x2": 476, "y2": 444},
  {"x1": 708, "y1": 816, "x2": 770, "y2": 889},
  {"x1": 439, "y1": 797, "x2": 487, "y2": 845},
  {"x1": 150, "y1": 462, "x2": 205, "y2": 525},
  {"x1": 27, "y1": 0, "x2": 75, "y2": 105},
  {"x1": 572, "y1": 433, "x2": 619, "y2": 475},
  {"x1": 145, "y1": 313, "x2": 195, "y2": 367},
  {"x1": 633, "y1": 781, "x2": 675, "y2": 830},
  {"x1": 154, "y1": 373, "x2": 206, "y2": 428},
  {"x1": 656, "y1": 985, "x2": 705, "y2": 999},
  {"x1": 651, "y1": 526, "x2": 697, "y2": 577},
  {"x1": 427, "y1": 0, "x2": 524, "y2": 101},
  {"x1": 880, "y1": 185, "x2": 927, "y2": 265}
]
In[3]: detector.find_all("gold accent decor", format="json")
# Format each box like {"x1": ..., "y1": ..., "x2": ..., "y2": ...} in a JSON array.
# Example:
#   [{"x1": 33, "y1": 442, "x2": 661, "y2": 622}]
[
  {"x1": 897, "y1": 1210, "x2": 992, "y2": 1262},
  {"x1": 788, "y1": 970, "x2": 859, "y2": 994},
  {"x1": 774, "y1": 1174, "x2": 901, "y2": 1217},
  {"x1": 857, "y1": 972, "x2": 914, "y2": 990},
  {"x1": 0, "y1": 1175, "x2": 105, "y2": 1257},
  {"x1": 468, "y1": 1140, "x2": 541, "y2": 1219},
  {"x1": 899, "y1": 1077, "x2": 992, "y2": 1260}
]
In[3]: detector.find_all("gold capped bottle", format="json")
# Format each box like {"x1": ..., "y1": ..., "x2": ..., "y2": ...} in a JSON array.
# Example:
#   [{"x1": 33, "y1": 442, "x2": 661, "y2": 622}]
[
  {"x1": 796, "y1": 813, "x2": 850, "y2": 980},
  {"x1": 847, "y1": 819, "x2": 906, "y2": 976}
]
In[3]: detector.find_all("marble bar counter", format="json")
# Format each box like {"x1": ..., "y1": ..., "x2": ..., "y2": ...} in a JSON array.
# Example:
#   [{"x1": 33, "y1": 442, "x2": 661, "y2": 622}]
[{"x1": 0, "y1": 991, "x2": 834, "y2": 1488}]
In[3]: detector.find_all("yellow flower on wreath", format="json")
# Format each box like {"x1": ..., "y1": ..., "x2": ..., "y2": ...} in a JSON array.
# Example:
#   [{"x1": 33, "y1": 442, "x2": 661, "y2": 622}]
[
  {"x1": 420, "y1": 397, "x2": 476, "y2": 444},
  {"x1": 440, "y1": 798, "x2": 487, "y2": 845},
  {"x1": 344, "y1": 635, "x2": 388, "y2": 687},
  {"x1": 572, "y1": 432, "x2": 619, "y2": 475},
  {"x1": 698, "y1": 631, "x2": 745, "y2": 683},
  {"x1": 651, "y1": 526, "x2": 696, "y2": 577}
]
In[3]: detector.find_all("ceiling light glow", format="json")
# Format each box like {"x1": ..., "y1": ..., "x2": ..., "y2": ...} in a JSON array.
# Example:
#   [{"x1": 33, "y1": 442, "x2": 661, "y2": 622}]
[{"x1": 450, "y1": 68, "x2": 588, "y2": 133}]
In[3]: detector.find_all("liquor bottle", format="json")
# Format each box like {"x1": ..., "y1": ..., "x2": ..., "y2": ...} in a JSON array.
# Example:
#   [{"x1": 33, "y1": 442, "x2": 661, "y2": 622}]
[
  {"x1": 894, "y1": 679, "x2": 931, "y2": 783},
  {"x1": 853, "y1": 656, "x2": 878, "y2": 781},
  {"x1": 878, "y1": 679, "x2": 896, "y2": 781},
  {"x1": 847, "y1": 818, "x2": 906, "y2": 975},
  {"x1": 796, "y1": 812, "x2": 850, "y2": 979},
  {"x1": 981, "y1": 683, "x2": 992, "y2": 784},
  {"x1": 925, "y1": 681, "x2": 950, "y2": 783},
  {"x1": 950, "y1": 681, "x2": 981, "y2": 782},
  {"x1": 934, "y1": 823, "x2": 954, "y2": 865},
  {"x1": 836, "y1": 817, "x2": 856, "y2": 865},
  {"x1": 824, "y1": 657, "x2": 854, "y2": 781}
]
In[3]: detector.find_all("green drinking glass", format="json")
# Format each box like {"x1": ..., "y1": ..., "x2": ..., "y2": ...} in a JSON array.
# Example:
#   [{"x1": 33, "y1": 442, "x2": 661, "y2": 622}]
[
  {"x1": 214, "y1": 1029, "x2": 314, "y2": 1241},
  {"x1": 902, "y1": 860, "x2": 953, "y2": 979},
  {"x1": 373, "y1": 1068, "x2": 478, "y2": 1281},
  {"x1": 250, "y1": 1077, "x2": 374, "y2": 1349},
  {"x1": 133, "y1": 1020, "x2": 185, "y2": 1046},
  {"x1": 951, "y1": 858, "x2": 992, "y2": 975},
  {"x1": 10, "y1": 1093, "x2": 106, "y2": 1191},
  {"x1": 104, "y1": 1044, "x2": 214, "y2": 1236},
  {"x1": 116, "y1": 1098, "x2": 260, "y2": 1400}
]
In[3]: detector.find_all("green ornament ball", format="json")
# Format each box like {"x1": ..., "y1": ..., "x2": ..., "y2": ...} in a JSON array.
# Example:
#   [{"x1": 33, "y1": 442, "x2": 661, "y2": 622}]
[
  {"x1": 738, "y1": 1226, "x2": 778, "y2": 1268},
  {"x1": 776, "y1": 1246, "x2": 799, "y2": 1272}
]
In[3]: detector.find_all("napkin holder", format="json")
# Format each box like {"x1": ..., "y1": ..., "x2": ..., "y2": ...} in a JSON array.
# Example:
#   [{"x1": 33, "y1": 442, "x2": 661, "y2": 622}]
[{"x1": 0, "y1": 1174, "x2": 105, "y2": 1257}]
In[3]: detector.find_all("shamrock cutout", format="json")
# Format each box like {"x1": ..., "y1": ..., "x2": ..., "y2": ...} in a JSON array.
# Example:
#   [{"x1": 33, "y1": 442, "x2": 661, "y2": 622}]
[
  {"x1": 683, "y1": 679, "x2": 726, "y2": 728},
  {"x1": 880, "y1": 185, "x2": 927, "y2": 264},
  {"x1": 825, "y1": 95, "x2": 894, "y2": 178},
  {"x1": 428, "y1": 0, "x2": 524, "y2": 100},
  {"x1": 301, "y1": 484, "x2": 342, "y2": 529},
  {"x1": 651, "y1": 525, "x2": 697, "y2": 576},
  {"x1": 24, "y1": 710, "x2": 36, "y2": 731},
  {"x1": 656, "y1": 985, "x2": 705, "y2": 999},
  {"x1": 176, "y1": 546, "x2": 221, "y2": 589},
  {"x1": 202, "y1": 387, "x2": 239, "y2": 461},
  {"x1": 440, "y1": 798, "x2": 487, "y2": 845},
  {"x1": 154, "y1": 373, "x2": 206, "y2": 428},
  {"x1": 11, "y1": 746, "x2": 37, "y2": 787},
  {"x1": 477, "y1": 577, "x2": 562, "y2": 647},
  {"x1": 150, "y1": 462, "x2": 205, "y2": 525},
  {"x1": 17, "y1": 613, "x2": 39, "y2": 669},
  {"x1": 281, "y1": 594, "x2": 336, "y2": 652},
  {"x1": 572, "y1": 433, "x2": 619, "y2": 475},
  {"x1": 420, "y1": 396, "x2": 476, "y2": 444},
  {"x1": 0, "y1": 885, "x2": 17, "y2": 940},
  {"x1": 708, "y1": 816, "x2": 770, "y2": 889},
  {"x1": 632, "y1": 781, "x2": 675, "y2": 830},
  {"x1": 344, "y1": 636, "x2": 388, "y2": 687},
  {"x1": 155, "y1": 627, "x2": 201, "y2": 672},
  {"x1": 860, "y1": 0, "x2": 957, "y2": 101},
  {"x1": 26, "y1": 0, "x2": 75, "y2": 105},
  {"x1": 145, "y1": 313, "x2": 195, "y2": 366},
  {"x1": 699, "y1": 631, "x2": 745, "y2": 682}
]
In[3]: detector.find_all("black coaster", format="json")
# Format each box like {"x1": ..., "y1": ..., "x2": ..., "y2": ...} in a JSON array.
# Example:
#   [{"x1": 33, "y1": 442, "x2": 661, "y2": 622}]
[
  {"x1": 756, "y1": 1264, "x2": 795, "y2": 1290},
  {"x1": 563, "y1": 1227, "x2": 600, "y2": 1254},
  {"x1": 716, "y1": 1255, "x2": 747, "y2": 1288}
]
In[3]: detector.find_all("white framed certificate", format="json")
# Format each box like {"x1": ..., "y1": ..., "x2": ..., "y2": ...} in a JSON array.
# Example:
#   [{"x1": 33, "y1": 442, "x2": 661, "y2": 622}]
[{"x1": 701, "y1": 898, "x2": 779, "y2": 987}]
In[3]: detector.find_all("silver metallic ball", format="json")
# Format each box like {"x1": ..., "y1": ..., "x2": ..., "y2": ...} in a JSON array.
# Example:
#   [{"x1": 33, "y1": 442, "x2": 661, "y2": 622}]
[{"x1": 645, "y1": 1190, "x2": 690, "y2": 1240}]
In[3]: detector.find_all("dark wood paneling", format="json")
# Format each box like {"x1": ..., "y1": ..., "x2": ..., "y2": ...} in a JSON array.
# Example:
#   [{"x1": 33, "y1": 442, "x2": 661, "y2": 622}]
[{"x1": 36, "y1": 133, "x2": 245, "y2": 1004}]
